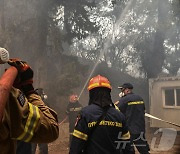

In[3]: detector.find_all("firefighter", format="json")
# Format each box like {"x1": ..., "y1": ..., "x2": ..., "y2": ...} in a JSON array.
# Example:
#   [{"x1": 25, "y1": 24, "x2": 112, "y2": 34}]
[
  {"x1": 0, "y1": 59, "x2": 59, "y2": 154},
  {"x1": 70, "y1": 75, "x2": 134, "y2": 154},
  {"x1": 31, "y1": 88, "x2": 49, "y2": 154},
  {"x1": 17, "y1": 88, "x2": 49, "y2": 154},
  {"x1": 66, "y1": 94, "x2": 82, "y2": 146},
  {"x1": 16, "y1": 141, "x2": 32, "y2": 154},
  {"x1": 116, "y1": 83, "x2": 150, "y2": 154}
]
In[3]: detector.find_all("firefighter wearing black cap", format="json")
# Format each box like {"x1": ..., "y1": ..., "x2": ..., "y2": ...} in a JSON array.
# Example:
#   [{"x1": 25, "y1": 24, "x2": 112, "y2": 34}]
[
  {"x1": 70, "y1": 75, "x2": 134, "y2": 154},
  {"x1": 117, "y1": 83, "x2": 150, "y2": 154}
]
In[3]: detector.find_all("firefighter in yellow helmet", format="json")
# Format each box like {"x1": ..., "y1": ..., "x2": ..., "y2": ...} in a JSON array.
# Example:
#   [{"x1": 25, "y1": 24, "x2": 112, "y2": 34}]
[
  {"x1": 70, "y1": 75, "x2": 134, "y2": 154},
  {"x1": 0, "y1": 59, "x2": 59, "y2": 154}
]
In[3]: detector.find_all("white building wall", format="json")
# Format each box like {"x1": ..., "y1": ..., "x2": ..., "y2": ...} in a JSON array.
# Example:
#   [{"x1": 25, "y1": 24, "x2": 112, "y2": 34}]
[{"x1": 149, "y1": 77, "x2": 180, "y2": 131}]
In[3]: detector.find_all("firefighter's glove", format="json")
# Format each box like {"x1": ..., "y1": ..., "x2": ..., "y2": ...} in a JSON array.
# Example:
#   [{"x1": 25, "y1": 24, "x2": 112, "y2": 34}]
[
  {"x1": 8, "y1": 59, "x2": 30, "y2": 72},
  {"x1": 8, "y1": 59, "x2": 35, "y2": 96}
]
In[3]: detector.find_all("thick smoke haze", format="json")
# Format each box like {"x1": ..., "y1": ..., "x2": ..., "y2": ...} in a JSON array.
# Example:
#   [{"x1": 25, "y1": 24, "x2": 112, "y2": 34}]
[
  {"x1": 0, "y1": 0, "x2": 180, "y2": 152},
  {"x1": 0, "y1": 0, "x2": 179, "y2": 122}
]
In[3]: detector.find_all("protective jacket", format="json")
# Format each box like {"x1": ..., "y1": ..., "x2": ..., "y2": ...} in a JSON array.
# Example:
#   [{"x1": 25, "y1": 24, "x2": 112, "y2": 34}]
[
  {"x1": 117, "y1": 93, "x2": 145, "y2": 134},
  {"x1": 70, "y1": 103, "x2": 131, "y2": 154},
  {"x1": 66, "y1": 101, "x2": 82, "y2": 133},
  {"x1": 0, "y1": 87, "x2": 59, "y2": 154}
]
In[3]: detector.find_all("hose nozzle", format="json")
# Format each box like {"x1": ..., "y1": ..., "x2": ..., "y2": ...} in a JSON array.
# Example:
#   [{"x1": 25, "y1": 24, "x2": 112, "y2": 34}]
[{"x1": 0, "y1": 48, "x2": 9, "y2": 64}]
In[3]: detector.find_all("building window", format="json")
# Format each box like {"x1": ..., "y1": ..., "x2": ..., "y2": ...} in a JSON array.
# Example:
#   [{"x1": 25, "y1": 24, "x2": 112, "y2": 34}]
[
  {"x1": 176, "y1": 89, "x2": 180, "y2": 106},
  {"x1": 163, "y1": 88, "x2": 180, "y2": 107}
]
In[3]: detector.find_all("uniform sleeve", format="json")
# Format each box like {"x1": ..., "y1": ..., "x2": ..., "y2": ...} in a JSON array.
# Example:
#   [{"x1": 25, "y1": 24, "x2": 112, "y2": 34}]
[
  {"x1": 79, "y1": 102, "x2": 83, "y2": 108},
  {"x1": 8, "y1": 87, "x2": 59, "y2": 143},
  {"x1": 70, "y1": 111, "x2": 89, "y2": 154},
  {"x1": 120, "y1": 116, "x2": 134, "y2": 153},
  {"x1": 121, "y1": 117, "x2": 130, "y2": 140},
  {"x1": 66, "y1": 103, "x2": 70, "y2": 115},
  {"x1": 117, "y1": 98, "x2": 127, "y2": 115}
]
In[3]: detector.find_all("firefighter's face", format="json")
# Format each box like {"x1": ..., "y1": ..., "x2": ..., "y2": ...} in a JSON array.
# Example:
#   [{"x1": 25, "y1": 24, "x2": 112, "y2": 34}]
[
  {"x1": 121, "y1": 88, "x2": 125, "y2": 93},
  {"x1": 70, "y1": 95, "x2": 78, "y2": 103},
  {"x1": 121, "y1": 88, "x2": 128, "y2": 95}
]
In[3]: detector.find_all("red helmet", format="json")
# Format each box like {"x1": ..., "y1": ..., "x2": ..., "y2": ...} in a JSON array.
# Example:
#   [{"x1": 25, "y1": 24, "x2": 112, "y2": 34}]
[
  {"x1": 69, "y1": 94, "x2": 78, "y2": 102},
  {"x1": 88, "y1": 75, "x2": 112, "y2": 91}
]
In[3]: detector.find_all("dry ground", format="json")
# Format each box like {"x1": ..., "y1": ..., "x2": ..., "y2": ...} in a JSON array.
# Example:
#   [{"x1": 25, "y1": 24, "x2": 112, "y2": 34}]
[
  {"x1": 48, "y1": 123, "x2": 69, "y2": 154},
  {"x1": 36, "y1": 122, "x2": 180, "y2": 154}
]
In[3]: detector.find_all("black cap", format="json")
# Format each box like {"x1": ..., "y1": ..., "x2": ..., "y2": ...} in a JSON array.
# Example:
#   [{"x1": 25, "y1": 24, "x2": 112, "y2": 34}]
[{"x1": 118, "y1": 83, "x2": 133, "y2": 89}]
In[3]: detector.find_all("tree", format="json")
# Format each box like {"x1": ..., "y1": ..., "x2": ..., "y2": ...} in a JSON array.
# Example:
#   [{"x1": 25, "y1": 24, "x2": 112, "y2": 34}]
[
  {"x1": 70, "y1": 0, "x2": 180, "y2": 79},
  {"x1": 0, "y1": 0, "x2": 91, "y2": 116},
  {"x1": 163, "y1": 0, "x2": 180, "y2": 75}
]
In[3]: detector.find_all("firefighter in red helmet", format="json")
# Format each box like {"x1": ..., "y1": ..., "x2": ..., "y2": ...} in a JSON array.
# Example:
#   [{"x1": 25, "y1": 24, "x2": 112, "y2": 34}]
[
  {"x1": 70, "y1": 75, "x2": 134, "y2": 154},
  {"x1": 66, "y1": 94, "x2": 82, "y2": 146}
]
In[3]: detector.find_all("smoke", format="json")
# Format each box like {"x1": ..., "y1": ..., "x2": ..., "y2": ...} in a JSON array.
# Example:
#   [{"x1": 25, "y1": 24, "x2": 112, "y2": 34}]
[{"x1": 0, "y1": 0, "x2": 179, "y2": 120}]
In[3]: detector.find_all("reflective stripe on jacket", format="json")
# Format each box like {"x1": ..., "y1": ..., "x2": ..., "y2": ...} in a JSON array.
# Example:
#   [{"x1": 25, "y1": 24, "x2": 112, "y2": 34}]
[
  {"x1": 117, "y1": 93, "x2": 145, "y2": 134},
  {"x1": 70, "y1": 104, "x2": 131, "y2": 154},
  {"x1": 0, "y1": 87, "x2": 59, "y2": 154}
]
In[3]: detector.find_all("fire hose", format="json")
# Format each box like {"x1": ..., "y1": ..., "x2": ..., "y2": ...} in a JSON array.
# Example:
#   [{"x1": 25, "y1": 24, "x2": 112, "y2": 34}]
[
  {"x1": 0, "y1": 48, "x2": 18, "y2": 122},
  {"x1": 59, "y1": 113, "x2": 180, "y2": 128},
  {"x1": 145, "y1": 113, "x2": 180, "y2": 128},
  {"x1": 0, "y1": 67, "x2": 18, "y2": 122},
  {"x1": 59, "y1": 116, "x2": 68, "y2": 126}
]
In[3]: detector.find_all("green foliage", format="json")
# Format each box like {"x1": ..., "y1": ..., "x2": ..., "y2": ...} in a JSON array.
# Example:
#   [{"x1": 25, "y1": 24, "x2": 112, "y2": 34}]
[
  {"x1": 71, "y1": 0, "x2": 180, "y2": 78},
  {"x1": 45, "y1": 54, "x2": 89, "y2": 118},
  {"x1": 0, "y1": 0, "x2": 90, "y2": 118},
  {"x1": 59, "y1": 0, "x2": 99, "y2": 44},
  {"x1": 56, "y1": 57, "x2": 88, "y2": 95},
  {"x1": 1, "y1": 0, "x2": 180, "y2": 118}
]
